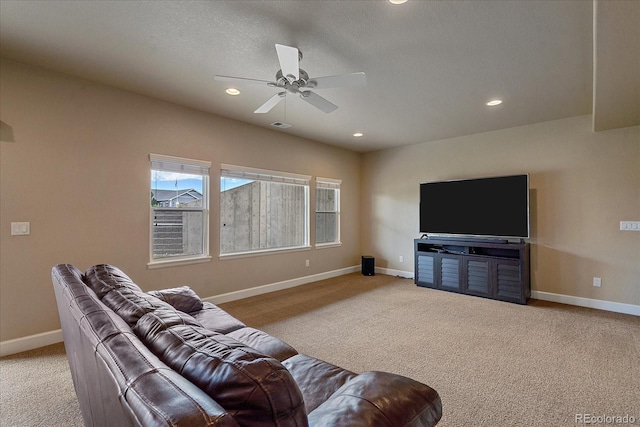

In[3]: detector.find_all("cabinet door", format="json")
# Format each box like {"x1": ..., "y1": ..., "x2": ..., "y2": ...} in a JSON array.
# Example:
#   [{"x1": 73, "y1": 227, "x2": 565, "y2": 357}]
[
  {"x1": 439, "y1": 255, "x2": 462, "y2": 291},
  {"x1": 464, "y1": 257, "x2": 491, "y2": 296},
  {"x1": 495, "y1": 259, "x2": 523, "y2": 303},
  {"x1": 416, "y1": 253, "x2": 436, "y2": 288}
]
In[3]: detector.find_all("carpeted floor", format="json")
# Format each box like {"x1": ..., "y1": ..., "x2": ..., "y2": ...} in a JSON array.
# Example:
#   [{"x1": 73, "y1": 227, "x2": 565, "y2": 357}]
[
  {"x1": 0, "y1": 343, "x2": 82, "y2": 426},
  {"x1": 1, "y1": 273, "x2": 638, "y2": 426}
]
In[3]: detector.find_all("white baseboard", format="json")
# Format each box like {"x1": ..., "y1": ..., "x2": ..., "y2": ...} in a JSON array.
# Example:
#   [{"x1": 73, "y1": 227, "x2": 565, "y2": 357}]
[
  {"x1": 375, "y1": 268, "x2": 639, "y2": 316},
  {"x1": 375, "y1": 266, "x2": 414, "y2": 279},
  {"x1": 205, "y1": 265, "x2": 361, "y2": 304},
  {"x1": 0, "y1": 329, "x2": 63, "y2": 357},
  {"x1": 5, "y1": 268, "x2": 636, "y2": 357},
  {"x1": 378, "y1": 268, "x2": 639, "y2": 316},
  {"x1": 0, "y1": 266, "x2": 359, "y2": 357},
  {"x1": 531, "y1": 291, "x2": 640, "y2": 316}
]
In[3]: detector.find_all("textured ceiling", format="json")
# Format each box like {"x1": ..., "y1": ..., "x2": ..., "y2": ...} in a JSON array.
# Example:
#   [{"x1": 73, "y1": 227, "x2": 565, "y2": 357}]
[{"x1": 1, "y1": 0, "x2": 637, "y2": 152}]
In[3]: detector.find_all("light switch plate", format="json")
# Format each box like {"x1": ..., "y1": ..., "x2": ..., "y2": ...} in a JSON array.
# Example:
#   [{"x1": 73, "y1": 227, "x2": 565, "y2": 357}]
[
  {"x1": 11, "y1": 222, "x2": 30, "y2": 236},
  {"x1": 620, "y1": 221, "x2": 640, "y2": 231}
]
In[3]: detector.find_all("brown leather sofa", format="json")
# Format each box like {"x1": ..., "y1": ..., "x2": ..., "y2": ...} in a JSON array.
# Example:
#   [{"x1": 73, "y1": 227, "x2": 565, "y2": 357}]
[{"x1": 52, "y1": 264, "x2": 442, "y2": 426}]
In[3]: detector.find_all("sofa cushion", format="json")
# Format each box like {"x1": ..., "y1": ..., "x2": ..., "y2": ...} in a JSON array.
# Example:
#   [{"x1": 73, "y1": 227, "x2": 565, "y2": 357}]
[
  {"x1": 84, "y1": 264, "x2": 143, "y2": 298},
  {"x1": 192, "y1": 302, "x2": 246, "y2": 334},
  {"x1": 282, "y1": 354, "x2": 356, "y2": 414},
  {"x1": 134, "y1": 311, "x2": 308, "y2": 427},
  {"x1": 148, "y1": 286, "x2": 203, "y2": 313},
  {"x1": 307, "y1": 371, "x2": 442, "y2": 427},
  {"x1": 226, "y1": 327, "x2": 298, "y2": 362},
  {"x1": 135, "y1": 308, "x2": 203, "y2": 337},
  {"x1": 101, "y1": 287, "x2": 173, "y2": 326},
  {"x1": 84, "y1": 264, "x2": 195, "y2": 327}
]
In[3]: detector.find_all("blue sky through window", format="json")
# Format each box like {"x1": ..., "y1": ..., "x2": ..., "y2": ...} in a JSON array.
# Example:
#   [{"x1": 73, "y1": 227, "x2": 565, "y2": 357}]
[
  {"x1": 151, "y1": 171, "x2": 253, "y2": 192},
  {"x1": 151, "y1": 171, "x2": 203, "y2": 192},
  {"x1": 221, "y1": 177, "x2": 253, "y2": 191}
]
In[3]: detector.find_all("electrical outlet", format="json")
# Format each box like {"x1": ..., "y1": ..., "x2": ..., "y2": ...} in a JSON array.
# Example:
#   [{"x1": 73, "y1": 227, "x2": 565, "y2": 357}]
[
  {"x1": 399, "y1": 255, "x2": 404, "y2": 263},
  {"x1": 593, "y1": 277, "x2": 602, "y2": 287},
  {"x1": 305, "y1": 259, "x2": 310, "y2": 267}
]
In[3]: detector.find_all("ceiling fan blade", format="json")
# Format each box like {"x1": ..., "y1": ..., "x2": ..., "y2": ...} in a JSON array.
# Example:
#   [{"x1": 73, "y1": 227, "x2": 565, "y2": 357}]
[
  {"x1": 254, "y1": 92, "x2": 286, "y2": 114},
  {"x1": 275, "y1": 44, "x2": 299, "y2": 82},
  {"x1": 299, "y1": 91, "x2": 338, "y2": 114},
  {"x1": 308, "y1": 72, "x2": 367, "y2": 89},
  {"x1": 214, "y1": 75, "x2": 274, "y2": 86}
]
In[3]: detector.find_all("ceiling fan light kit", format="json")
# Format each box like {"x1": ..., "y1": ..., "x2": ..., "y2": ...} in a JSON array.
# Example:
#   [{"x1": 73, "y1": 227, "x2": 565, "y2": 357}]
[{"x1": 215, "y1": 44, "x2": 366, "y2": 115}]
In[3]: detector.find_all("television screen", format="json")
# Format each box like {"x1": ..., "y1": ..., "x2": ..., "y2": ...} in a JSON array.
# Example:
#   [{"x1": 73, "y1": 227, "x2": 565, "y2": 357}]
[{"x1": 420, "y1": 174, "x2": 529, "y2": 239}]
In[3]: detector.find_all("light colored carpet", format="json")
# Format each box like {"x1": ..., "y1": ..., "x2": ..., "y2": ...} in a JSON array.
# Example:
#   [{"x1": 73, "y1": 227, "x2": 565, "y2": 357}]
[
  {"x1": 1, "y1": 273, "x2": 638, "y2": 426},
  {"x1": 220, "y1": 273, "x2": 640, "y2": 426},
  {"x1": 0, "y1": 343, "x2": 82, "y2": 426}
]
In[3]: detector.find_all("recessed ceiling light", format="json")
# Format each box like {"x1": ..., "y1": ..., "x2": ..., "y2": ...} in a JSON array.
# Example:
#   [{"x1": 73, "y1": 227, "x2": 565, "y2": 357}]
[
  {"x1": 353, "y1": 132, "x2": 364, "y2": 137},
  {"x1": 225, "y1": 88, "x2": 240, "y2": 96},
  {"x1": 388, "y1": 0, "x2": 408, "y2": 4},
  {"x1": 486, "y1": 99, "x2": 502, "y2": 106}
]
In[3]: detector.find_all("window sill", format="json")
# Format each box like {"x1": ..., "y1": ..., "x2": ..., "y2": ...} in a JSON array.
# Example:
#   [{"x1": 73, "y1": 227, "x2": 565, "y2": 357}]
[
  {"x1": 220, "y1": 245, "x2": 312, "y2": 260},
  {"x1": 315, "y1": 242, "x2": 342, "y2": 249},
  {"x1": 147, "y1": 255, "x2": 212, "y2": 269}
]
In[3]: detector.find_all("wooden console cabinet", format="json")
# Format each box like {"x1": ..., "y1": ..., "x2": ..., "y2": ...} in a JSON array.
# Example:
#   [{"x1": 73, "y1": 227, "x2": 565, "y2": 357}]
[{"x1": 414, "y1": 238, "x2": 530, "y2": 304}]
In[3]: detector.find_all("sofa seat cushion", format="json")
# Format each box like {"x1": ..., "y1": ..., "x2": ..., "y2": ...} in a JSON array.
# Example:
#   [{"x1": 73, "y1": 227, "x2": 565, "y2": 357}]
[
  {"x1": 226, "y1": 327, "x2": 298, "y2": 362},
  {"x1": 134, "y1": 311, "x2": 308, "y2": 427},
  {"x1": 282, "y1": 354, "x2": 356, "y2": 414},
  {"x1": 148, "y1": 286, "x2": 203, "y2": 313},
  {"x1": 192, "y1": 302, "x2": 246, "y2": 334},
  {"x1": 307, "y1": 371, "x2": 442, "y2": 427}
]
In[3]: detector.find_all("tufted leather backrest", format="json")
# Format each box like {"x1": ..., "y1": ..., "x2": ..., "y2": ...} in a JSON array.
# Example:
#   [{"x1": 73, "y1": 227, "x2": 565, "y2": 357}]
[
  {"x1": 83, "y1": 263, "x2": 308, "y2": 427},
  {"x1": 84, "y1": 264, "x2": 140, "y2": 297},
  {"x1": 51, "y1": 264, "x2": 238, "y2": 426},
  {"x1": 135, "y1": 310, "x2": 309, "y2": 427},
  {"x1": 84, "y1": 264, "x2": 175, "y2": 326}
]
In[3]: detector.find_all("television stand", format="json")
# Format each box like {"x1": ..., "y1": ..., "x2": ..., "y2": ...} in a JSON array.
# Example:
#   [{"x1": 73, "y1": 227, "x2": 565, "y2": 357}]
[{"x1": 414, "y1": 238, "x2": 530, "y2": 304}]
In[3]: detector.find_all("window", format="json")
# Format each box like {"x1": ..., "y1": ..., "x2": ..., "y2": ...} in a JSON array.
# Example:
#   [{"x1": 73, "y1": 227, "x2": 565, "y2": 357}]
[
  {"x1": 315, "y1": 178, "x2": 341, "y2": 246},
  {"x1": 220, "y1": 164, "x2": 310, "y2": 256},
  {"x1": 149, "y1": 153, "x2": 211, "y2": 267}
]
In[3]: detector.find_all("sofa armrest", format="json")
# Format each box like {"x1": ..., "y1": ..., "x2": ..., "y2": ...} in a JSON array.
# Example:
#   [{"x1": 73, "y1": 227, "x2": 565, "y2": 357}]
[{"x1": 307, "y1": 371, "x2": 441, "y2": 427}]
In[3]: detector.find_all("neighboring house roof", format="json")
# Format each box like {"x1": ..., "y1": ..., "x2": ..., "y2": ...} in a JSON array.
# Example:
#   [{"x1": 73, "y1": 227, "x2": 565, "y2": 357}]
[{"x1": 152, "y1": 189, "x2": 202, "y2": 206}]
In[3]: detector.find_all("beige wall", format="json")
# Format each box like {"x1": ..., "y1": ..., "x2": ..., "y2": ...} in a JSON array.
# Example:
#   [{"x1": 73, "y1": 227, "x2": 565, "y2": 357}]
[
  {"x1": 1, "y1": 58, "x2": 638, "y2": 344},
  {"x1": 0, "y1": 59, "x2": 362, "y2": 341},
  {"x1": 361, "y1": 116, "x2": 639, "y2": 305}
]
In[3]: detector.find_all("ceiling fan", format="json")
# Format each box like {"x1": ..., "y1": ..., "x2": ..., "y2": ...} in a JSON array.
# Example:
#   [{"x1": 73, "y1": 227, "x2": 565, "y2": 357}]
[{"x1": 215, "y1": 44, "x2": 366, "y2": 114}]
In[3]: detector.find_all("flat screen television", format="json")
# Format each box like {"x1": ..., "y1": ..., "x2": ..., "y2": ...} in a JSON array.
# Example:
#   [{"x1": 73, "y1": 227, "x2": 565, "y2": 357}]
[{"x1": 420, "y1": 174, "x2": 529, "y2": 239}]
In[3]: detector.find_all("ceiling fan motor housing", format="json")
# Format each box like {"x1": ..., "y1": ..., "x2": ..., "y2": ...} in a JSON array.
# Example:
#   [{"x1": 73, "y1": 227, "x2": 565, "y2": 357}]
[{"x1": 276, "y1": 69, "x2": 310, "y2": 87}]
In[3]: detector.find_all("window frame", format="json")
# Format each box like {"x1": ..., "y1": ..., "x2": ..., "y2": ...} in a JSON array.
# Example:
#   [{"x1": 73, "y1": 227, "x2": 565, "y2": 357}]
[
  {"x1": 148, "y1": 153, "x2": 211, "y2": 269},
  {"x1": 315, "y1": 177, "x2": 342, "y2": 247},
  {"x1": 219, "y1": 164, "x2": 311, "y2": 258}
]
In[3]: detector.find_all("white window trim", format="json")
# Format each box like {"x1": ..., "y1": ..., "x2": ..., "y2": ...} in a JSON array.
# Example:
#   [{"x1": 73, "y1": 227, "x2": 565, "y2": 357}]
[
  {"x1": 220, "y1": 164, "x2": 311, "y2": 257},
  {"x1": 220, "y1": 164, "x2": 311, "y2": 185},
  {"x1": 315, "y1": 177, "x2": 342, "y2": 247},
  {"x1": 148, "y1": 255, "x2": 212, "y2": 269},
  {"x1": 316, "y1": 177, "x2": 342, "y2": 189},
  {"x1": 148, "y1": 153, "x2": 211, "y2": 268},
  {"x1": 219, "y1": 245, "x2": 312, "y2": 260}
]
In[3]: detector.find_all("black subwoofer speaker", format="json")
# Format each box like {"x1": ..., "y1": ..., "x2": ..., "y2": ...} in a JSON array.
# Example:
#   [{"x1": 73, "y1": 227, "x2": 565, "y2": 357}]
[{"x1": 362, "y1": 256, "x2": 375, "y2": 276}]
